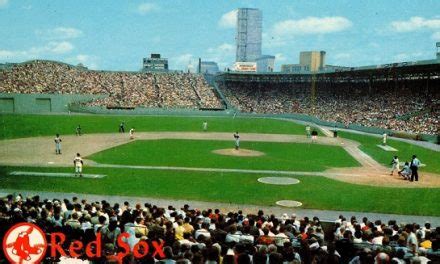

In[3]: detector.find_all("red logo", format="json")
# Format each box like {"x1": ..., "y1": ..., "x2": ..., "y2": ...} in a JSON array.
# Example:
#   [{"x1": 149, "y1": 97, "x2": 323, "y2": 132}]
[{"x1": 3, "y1": 222, "x2": 47, "y2": 264}]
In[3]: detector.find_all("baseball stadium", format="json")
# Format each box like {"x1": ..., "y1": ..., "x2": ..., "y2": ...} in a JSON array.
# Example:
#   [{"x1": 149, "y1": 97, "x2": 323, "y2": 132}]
[{"x1": 1, "y1": 2, "x2": 440, "y2": 264}]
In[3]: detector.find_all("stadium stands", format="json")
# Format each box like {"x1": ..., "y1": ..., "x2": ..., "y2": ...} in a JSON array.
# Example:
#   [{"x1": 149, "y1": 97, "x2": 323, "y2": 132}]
[
  {"x1": 0, "y1": 194, "x2": 438, "y2": 263},
  {"x1": 0, "y1": 60, "x2": 224, "y2": 109},
  {"x1": 218, "y1": 81, "x2": 439, "y2": 135},
  {"x1": 1, "y1": 60, "x2": 439, "y2": 135}
]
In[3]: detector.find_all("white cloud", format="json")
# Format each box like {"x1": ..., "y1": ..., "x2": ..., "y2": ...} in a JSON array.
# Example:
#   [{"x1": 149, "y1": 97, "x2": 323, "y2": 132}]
[
  {"x1": 0, "y1": 0, "x2": 8, "y2": 8},
  {"x1": 218, "y1": 10, "x2": 237, "y2": 28},
  {"x1": 137, "y1": 3, "x2": 158, "y2": 15},
  {"x1": 36, "y1": 27, "x2": 83, "y2": 40},
  {"x1": 0, "y1": 41, "x2": 74, "y2": 60},
  {"x1": 172, "y1": 53, "x2": 196, "y2": 72},
  {"x1": 205, "y1": 43, "x2": 235, "y2": 68},
  {"x1": 390, "y1": 17, "x2": 440, "y2": 32},
  {"x1": 66, "y1": 54, "x2": 99, "y2": 69},
  {"x1": 272, "y1": 16, "x2": 352, "y2": 36},
  {"x1": 432, "y1": 32, "x2": 440, "y2": 41},
  {"x1": 47, "y1": 41, "x2": 74, "y2": 54}
]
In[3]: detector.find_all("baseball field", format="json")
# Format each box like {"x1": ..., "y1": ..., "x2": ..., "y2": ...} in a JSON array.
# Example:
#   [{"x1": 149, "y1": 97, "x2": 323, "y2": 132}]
[{"x1": 0, "y1": 114, "x2": 439, "y2": 216}]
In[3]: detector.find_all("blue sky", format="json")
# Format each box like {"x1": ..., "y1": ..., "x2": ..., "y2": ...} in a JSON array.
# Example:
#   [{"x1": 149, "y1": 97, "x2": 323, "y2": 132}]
[{"x1": 1, "y1": 0, "x2": 439, "y2": 71}]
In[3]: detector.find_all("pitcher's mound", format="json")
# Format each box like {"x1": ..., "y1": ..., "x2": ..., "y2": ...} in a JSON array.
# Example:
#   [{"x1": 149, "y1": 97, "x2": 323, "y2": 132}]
[{"x1": 212, "y1": 148, "x2": 265, "y2": 157}]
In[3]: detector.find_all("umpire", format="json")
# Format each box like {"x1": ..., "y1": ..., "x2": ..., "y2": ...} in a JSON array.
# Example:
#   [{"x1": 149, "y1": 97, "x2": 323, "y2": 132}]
[{"x1": 410, "y1": 155, "x2": 421, "y2": 182}]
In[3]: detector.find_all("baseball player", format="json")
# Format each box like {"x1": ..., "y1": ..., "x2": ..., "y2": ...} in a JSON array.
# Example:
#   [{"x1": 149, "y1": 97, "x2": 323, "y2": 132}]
[
  {"x1": 54, "y1": 134, "x2": 62, "y2": 155},
  {"x1": 119, "y1": 122, "x2": 125, "y2": 133},
  {"x1": 305, "y1": 125, "x2": 311, "y2": 138},
  {"x1": 382, "y1": 133, "x2": 387, "y2": 145},
  {"x1": 234, "y1": 132, "x2": 240, "y2": 150},
  {"x1": 129, "y1": 128, "x2": 135, "y2": 140},
  {"x1": 398, "y1": 162, "x2": 411, "y2": 180},
  {"x1": 73, "y1": 153, "x2": 83, "y2": 177},
  {"x1": 202, "y1": 121, "x2": 208, "y2": 132},
  {"x1": 76, "y1": 125, "x2": 82, "y2": 136},
  {"x1": 390, "y1": 155, "x2": 400, "y2": 175}
]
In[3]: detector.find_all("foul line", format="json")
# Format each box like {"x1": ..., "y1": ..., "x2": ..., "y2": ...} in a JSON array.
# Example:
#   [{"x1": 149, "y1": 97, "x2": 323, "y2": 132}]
[
  {"x1": 10, "y1": 171, "x2": 106, "y2": 179},
  {"x1": 93, "y1": 163, "x2": 361, "y2": 177}
]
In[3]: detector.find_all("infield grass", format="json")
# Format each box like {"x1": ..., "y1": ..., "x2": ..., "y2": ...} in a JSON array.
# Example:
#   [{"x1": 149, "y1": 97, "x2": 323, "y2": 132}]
[
  {"x1": 88, "y1": 139, "x2": 360, "y2": 171},
  {"x1": 0, "y1": 166, "x2": 438, "y2": 216}
]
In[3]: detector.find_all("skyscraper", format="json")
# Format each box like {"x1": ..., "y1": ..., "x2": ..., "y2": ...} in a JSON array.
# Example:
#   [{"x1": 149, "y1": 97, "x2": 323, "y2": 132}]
[{"x1": 236, "y1": 8, "x2": 262, "y2": 62}]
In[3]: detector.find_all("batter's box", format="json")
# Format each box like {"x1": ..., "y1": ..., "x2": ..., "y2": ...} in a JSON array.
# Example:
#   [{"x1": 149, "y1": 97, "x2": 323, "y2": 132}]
[
  {"x1": 376, "y1": 145, "x2": 398, "y2": 151},
  {"x1": 9, "y1": 171, "x2": 106, "y2": 179}
]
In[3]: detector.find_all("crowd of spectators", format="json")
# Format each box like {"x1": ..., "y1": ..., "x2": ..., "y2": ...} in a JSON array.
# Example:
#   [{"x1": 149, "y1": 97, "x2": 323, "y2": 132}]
[
  {"x1": 0, "y1": 60, "x2": 223, "y2": 109},
  {"x1": 219, "y1": 81, "x2": 439, "y2": 135},
  {"x1": 0, "y1": 194, "x2": 438, "y2": 263}
]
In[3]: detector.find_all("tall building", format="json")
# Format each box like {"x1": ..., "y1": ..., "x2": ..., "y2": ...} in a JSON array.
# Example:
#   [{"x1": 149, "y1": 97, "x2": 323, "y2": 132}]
[
  {"x1": 256, "y1": 55, "x2": 275, "y2": 72},
  {"x1": 236, "y1": 8, "x2": 262, "y2": 62},
  {"x1": 142, "y1": 53, "x2": 168, "y2": 72},
  {"x1": 299, "y1": 51, "x2": 326, "y2": 72}
]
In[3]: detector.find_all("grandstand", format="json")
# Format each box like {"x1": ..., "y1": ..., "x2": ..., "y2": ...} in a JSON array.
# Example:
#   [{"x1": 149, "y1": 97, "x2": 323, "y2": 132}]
[
  {"x1": 216, "y1": 60, "x2": 440, "y2": 137},
  {"x1": 0, "y1": 60, "x2": 225, "y2": 110}
]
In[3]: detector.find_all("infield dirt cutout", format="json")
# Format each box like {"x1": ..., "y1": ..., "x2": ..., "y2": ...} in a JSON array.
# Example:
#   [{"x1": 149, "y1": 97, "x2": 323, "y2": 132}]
[{"x1": 212, "y1": 148, "x2": 265, "y2": 157}]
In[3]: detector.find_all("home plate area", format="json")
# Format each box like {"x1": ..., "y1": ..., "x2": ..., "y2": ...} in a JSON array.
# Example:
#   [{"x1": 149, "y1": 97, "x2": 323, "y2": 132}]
[{"x1": 9, "y1": 171, "x2": 106, "y2": 179}]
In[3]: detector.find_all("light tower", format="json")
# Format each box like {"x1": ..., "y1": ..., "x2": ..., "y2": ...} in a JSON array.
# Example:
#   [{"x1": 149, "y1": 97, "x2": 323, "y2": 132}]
[{"x1": 437, "y1": 42, "x2": 440, "y2": 60}]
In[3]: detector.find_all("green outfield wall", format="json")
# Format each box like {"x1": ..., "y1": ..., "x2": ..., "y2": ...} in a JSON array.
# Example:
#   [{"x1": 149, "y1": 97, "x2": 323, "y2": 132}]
[{"x1": 0, "y1": 93, "x2": 105, "y2": 113}]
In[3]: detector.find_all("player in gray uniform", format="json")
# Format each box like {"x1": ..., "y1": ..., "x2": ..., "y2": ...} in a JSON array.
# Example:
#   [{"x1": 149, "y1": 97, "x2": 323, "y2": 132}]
[
  {"x1": 54, "y1": 134, "x2": 62, "y2": 154},
  {"x1": 234, "y1": 132, "x2": 240, "y2": 150}
]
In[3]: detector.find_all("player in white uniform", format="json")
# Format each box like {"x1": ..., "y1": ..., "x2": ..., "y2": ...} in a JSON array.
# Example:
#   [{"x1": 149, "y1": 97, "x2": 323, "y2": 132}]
[
  {"x1": 390, "y1": 155, "x2": 400, "y2": 175},
  {"x1": 202, "y1": 121, "x2": 208, "y2": 132},
  {"x1": 73, "y1": 153, "x2": 83, "y2": 177},
  {"x1": 306, "y1": 125, "x2": 311, "y2": 138},
  {"x1": 129, "y1": 128, "x2": 135, "y2": 140},
  {"x1": 234, "y1": 132, "x2": 240, "y2": 150},
  {"x1": 382, "y1": 133, "x2": 387, "y2": 145},
  {"x1": 54, "y1": 134, "x2": 62, "y2": 154}
]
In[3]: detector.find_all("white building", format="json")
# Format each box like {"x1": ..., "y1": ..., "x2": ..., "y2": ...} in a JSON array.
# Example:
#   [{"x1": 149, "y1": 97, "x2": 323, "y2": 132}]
[{"x1": 236, "y1": 8, "x2": 262, "y2": 62}]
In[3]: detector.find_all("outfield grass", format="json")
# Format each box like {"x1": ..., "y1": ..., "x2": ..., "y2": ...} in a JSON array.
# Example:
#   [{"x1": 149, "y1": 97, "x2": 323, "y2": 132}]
[
  {"x1": 1, "y1": 166, "x2": 439, "y2": 216},
  {"x1": 338, "y1": 131, "x2": 440, "y2": 174},
  {"x1": 0, "y1": 114, "x2": 312, "y2": 140},
  {"x1": 88, "y1": 139, "x2": 359, "y2": 171}
]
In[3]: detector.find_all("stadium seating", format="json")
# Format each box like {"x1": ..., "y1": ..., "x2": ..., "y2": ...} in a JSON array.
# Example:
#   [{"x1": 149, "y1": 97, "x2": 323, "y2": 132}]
[
  {"x1": 218, "y1": 81, "x2": 440, "y2": 135},
  {"x1": 0, "y1": 194, "x2": 438, "y2": 263},
  {"x1": 0, "y1": 60, "x2": 224, "y2": 110}
]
